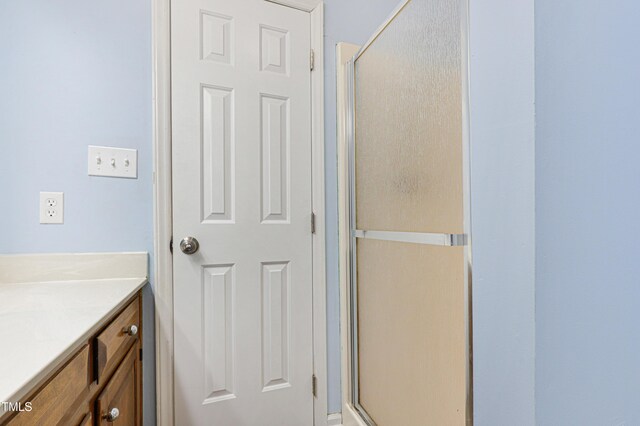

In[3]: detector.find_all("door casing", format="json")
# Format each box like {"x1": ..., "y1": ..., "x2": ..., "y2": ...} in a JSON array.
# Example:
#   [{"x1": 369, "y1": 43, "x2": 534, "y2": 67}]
[{"x1": 151, "y1": 2, "x2": 326, "y2": 425}]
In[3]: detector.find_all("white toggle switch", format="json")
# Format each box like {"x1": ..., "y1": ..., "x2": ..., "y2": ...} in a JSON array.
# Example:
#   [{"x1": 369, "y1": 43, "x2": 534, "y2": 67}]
[{"x1": 88, "y1": 146, "x2": 137, "y2": 179}]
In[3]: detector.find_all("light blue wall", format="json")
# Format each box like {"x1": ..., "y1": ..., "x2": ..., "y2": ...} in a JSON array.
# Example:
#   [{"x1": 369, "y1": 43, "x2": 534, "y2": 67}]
[
  {"x1": 0, "y1": 2, "x2": 156, "y2": 425},
  {"x1": 323, "y1": 0, "x2": 402, "y2": 413},
  {"x1": 0, "y1": 2, "x2": 153, "y2": 255},
  {"x1": 535, "y1": 1, "x2": 640, "y2": 424},
  {"x1": 469, "y1": 0, "x2": 536, "y2": 424}
]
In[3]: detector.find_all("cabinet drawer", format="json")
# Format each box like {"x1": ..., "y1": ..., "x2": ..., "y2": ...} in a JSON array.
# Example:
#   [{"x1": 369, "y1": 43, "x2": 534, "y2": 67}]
[
  {"x1": 7, "y1": 345, "x2": 90, "y2": 426},
  {"x1": 95, "y1": 296, "x2": 140, "y2": 383}
]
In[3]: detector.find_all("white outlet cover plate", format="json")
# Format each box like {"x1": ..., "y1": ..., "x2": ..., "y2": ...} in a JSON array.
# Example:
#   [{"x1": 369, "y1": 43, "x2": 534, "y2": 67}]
[
  {"x1": 88, "y1": 145, "x2": 138, "y2": 179},
  {"x1": 40, "y1": 192, "x2": 64, "y2": 224}
]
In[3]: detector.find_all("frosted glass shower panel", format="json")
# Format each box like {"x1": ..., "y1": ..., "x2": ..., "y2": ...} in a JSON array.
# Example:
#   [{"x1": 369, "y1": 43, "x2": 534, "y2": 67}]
[
  {"x1": 356, "y1": 238, "x2": 467, "y2": 425},
  {"x1": 354, "y1": 0, "x2": 464, "y2": 234}
]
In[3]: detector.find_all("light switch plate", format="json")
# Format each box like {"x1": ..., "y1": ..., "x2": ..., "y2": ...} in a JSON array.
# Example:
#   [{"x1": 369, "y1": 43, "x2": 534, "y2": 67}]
[
  {"x1": 40, "y1": 192, "x2": 64, "y2": 224},
  {"x1": 88, "y1": 145, "x2": 138, "y2": 178}
]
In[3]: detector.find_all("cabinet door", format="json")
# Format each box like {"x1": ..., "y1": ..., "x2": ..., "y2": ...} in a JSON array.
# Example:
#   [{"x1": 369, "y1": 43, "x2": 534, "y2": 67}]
[{"x1": 95, "y1": 344, "x2": 141, "y2": 425}]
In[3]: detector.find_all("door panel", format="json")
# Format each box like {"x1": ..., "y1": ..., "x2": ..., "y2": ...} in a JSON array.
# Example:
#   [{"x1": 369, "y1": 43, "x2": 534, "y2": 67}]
[
  {"x1": 260, "y1": 94, "x2": 290, "y2": 223},
  {"x1": 201, "y1": 85, "x2": 234, "y2": 223},
  {"x1": 171, "y1": 0, "x2": 313, "y2": 424},
  {"x1": 202, "y1": 264, "x2": 235, "y2": 403},
  {"x1": 261, "y1": 261, "x2": 291, "y2": 390}
]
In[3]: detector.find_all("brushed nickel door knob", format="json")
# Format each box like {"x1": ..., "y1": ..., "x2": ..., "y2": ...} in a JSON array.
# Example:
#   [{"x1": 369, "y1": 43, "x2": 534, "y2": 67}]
[{"x1": 180, "y1": 237, "x2": 200, "y2": 255}]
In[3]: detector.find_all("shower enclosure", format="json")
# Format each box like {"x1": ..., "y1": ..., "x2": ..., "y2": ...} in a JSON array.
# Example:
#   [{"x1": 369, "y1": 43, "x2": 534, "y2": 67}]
[{"x1": 346, "y1": 0, "x2": 472, "y2": 424}]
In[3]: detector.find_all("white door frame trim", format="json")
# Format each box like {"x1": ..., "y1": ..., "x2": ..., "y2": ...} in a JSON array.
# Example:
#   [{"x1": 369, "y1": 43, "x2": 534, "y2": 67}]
[
  {"x1": 309, "y1": 4, "x2": 328, "y2": 426},
  {"x1": 152, "y1": 0, "x2": 174, "y2": 424},
  {"x1": 152, "y1": 2, "x2": 327, "y2": 425},
  {"x1": 336, "y1": 42, "x2": 366, "y2": 426}
]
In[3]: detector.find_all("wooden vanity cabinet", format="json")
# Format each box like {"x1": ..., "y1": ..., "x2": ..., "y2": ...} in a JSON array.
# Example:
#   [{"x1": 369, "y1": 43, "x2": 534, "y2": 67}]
[{"x1": 1, "y1": 292, "x2": 143, "y2": 426}]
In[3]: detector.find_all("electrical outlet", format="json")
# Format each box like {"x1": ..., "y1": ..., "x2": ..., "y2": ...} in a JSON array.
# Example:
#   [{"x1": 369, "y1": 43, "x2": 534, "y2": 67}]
[{"x1": 40, "y1": 192, "x2": 64, "y2": 224}]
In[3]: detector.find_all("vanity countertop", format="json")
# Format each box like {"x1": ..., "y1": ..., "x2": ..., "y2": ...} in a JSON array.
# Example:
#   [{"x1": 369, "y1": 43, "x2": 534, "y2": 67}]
[{"x1": 0, "y1": 253, "x2": 147, "y2": 411}]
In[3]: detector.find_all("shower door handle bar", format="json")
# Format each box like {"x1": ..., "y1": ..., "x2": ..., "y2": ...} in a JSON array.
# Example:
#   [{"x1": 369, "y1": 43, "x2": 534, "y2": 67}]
[{"x1": 353, "y1": 229, "x2": 467, "y2": 247}]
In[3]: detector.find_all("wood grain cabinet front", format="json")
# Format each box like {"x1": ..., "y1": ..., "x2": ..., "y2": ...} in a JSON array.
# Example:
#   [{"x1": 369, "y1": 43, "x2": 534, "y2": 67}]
[
  {"x1": 95, "y1": 296, "x2": 141, "y2": 383},
  {"x1": 78, "y1": 412, "x2": 92, "y2": 426},
  {"x1": 95, "y1": 344, "x2": 142, "y2": 425},
  {"x1": 6, "y1": 345, "x2": 90, "y2": 426},
  {"x1": 0, "y1": 293, "x2": 143, "y2": 426}
]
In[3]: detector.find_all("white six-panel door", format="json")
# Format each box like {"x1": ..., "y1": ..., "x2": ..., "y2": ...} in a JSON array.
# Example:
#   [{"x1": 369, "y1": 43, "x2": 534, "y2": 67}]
[{"x1": 171, "y1": 0, "x2": 313, "y2": 424}]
